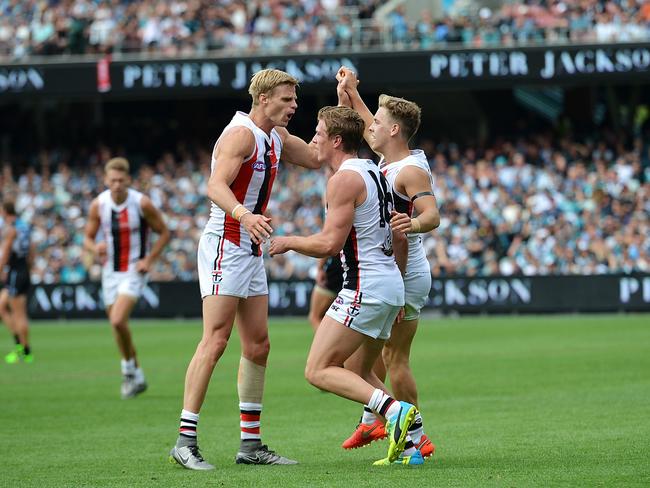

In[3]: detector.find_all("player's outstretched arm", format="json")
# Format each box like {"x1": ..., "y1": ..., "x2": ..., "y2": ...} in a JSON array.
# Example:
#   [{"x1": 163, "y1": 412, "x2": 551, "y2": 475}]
[
  {"x1": 269, "y1": 170, "x2": 361, "y2": 258},
  {"x1": 392, "y1": 166, "x2": 440, "y2": 234},
  {"x1": 136, "y1": 196, "x2": 171, "y2": 273},
  {"x1": 336, "y1": 67, "x2": 374, "y2": 148},
  {"x1": 275, "y1": 127, "x2": 320, "y2": 169},
  {"x1": 209, "y1": 126, "x2": 273, "y2": 245}
]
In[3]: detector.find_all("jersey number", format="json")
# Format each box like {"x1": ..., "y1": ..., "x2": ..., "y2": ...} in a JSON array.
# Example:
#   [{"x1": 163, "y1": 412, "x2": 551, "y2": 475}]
[{"x1": 367, "y1": 170, "x2": 394, "y2": 227}]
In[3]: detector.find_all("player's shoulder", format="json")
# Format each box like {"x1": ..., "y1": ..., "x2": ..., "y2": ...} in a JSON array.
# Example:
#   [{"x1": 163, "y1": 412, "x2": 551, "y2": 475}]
[
  {"x1": 130, "y1": 189, "x2": 156, "y2": 212},
  {"x1": 222, "y1": 123, "x2": 255, "y2": 138},
  {"x1": 395, "y1": 154, "x2": 431, "y2": 183},
  {"x1": 400, "y1": 150, "x2": 430, "y2": 171},
  {"x1": 216, "y1": 125, "x2": 256, "y2": 155},
  {"x1": 92, "y1": 190, "x2": 108, "y2": 208},
  {"x1": 128, "y1": 187, "x2": 145, "y2": 199},
  {"x1": 329, "y1": 166, "x2": 365, "y2": 193}
]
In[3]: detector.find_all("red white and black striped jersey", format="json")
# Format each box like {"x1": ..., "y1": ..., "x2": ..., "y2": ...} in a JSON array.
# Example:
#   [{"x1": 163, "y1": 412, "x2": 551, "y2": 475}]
[
  {"x1": 97, "y1": 188, "x2": 149, "y2": 272},
  {"x1": 338, "y1": 158, "x2": 405, "y2": 306},
  {"x1": 204, "y1": 111, "x2": 282, "y2": 256},
  {"x1": 380, "y1": 149, "x2": 434, "y2": 275}
]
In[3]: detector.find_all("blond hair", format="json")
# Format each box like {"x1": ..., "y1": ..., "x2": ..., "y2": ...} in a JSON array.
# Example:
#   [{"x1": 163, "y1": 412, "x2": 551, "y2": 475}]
[
  {"x1": 378, "y1": 94, "x2": 421, "y2": 142},
  {"x1": 317, "y1": 106, "x2": 365, "y2": 153},
  {"x1": 105, "y1": 157, "x2": 130, "y2": 174},
  {"x1": 249, "y1": 69, "x2": 299, "y2": 106}
]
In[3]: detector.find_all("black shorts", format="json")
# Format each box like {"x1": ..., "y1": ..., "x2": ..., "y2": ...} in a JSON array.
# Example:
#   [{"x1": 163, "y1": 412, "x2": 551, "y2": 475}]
[
  {"x1": 323, "y1": 256, "x2": 344, "y2": 294},
  {"x1": 5, "y1": 267, "x2": 30, "y2": 297}
]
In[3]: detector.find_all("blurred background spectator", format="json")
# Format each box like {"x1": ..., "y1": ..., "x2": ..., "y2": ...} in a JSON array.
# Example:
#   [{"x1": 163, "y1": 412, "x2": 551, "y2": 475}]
[
  {"x1": 1, "y1": 125, "x2": 648, "y2": 284},
  {"x1": 1, "y1": 0, "x2": 650, "y2": 61}
]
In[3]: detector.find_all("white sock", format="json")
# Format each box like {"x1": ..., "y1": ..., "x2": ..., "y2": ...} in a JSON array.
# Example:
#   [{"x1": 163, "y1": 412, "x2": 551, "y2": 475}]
[
  {"x1": 408, "y1": 411, "x2": 424, "y2": 446},
  {"x1": 367, "y1": 389, "x2": 399, "y2": 418},
  {"x1": 121, "y1": 358, "x2": 136, "y2": 375},
  {"x1": 403, "y1": 434, "x2": 417, "y2": 456},
  {"x1": 134, "y1": 367, "x2": 145, "y2": 384},
  {"x1": 361, "y1": 406, "x2": 377, "y2": 426},
  {"x1": 178, "y1": 409, "x2": 200, "y2": 446}
]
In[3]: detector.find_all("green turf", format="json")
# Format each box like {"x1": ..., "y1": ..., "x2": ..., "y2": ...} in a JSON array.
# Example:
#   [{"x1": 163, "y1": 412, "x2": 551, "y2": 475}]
[{"x1": 1, "y1": 314, "x2": 649, "y2": 487}]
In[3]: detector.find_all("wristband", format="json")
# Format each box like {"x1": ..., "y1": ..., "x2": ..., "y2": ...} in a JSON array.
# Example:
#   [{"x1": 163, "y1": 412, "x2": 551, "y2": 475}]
[
  {"x1": 231, "y1": 204, "x2": 244, "y2": 219},
  {"x1": 410, "y1": 218, "x2": 421, "y2": 233},
  {"x1": 232, "y1": 204, "x2": 251, "y2": 222}
]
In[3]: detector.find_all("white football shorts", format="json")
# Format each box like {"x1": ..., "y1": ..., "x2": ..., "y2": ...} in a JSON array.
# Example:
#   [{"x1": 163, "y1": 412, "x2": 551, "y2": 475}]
[
  {"x1": 102, "y1": 268, "x2": 147, "y2": 307},
  {"x1": 403, "y1": 271, "x2": 431, "y2": 321},
  {"x1": 326, "y1": 288, "x2": 402, "y2": 340},
  {"x1": 198, "y1": 232, "x2": 267, "y2": 299}
]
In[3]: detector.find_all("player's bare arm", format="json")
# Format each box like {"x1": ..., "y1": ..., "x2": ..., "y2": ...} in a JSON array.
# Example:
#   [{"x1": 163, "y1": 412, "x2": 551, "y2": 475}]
[
  {"x1": 27, "y1": 242, "x2": 36, "y2": 270},
  {"x1": 135, "y1": 196, "x2": 171, "y2": 273},
  {"x1": 208, "y1": 126, "x2": 273, "y2": 245},
  {"x1": 269, "y1": 170, "x2": 363, "y2": 258},
  {"x1": 315, "y1": 257, "x2": 328, "y2": 287},
  {"x1": 337, "y1": 82, "x2": 352, "y2": 108},
  {"x1": 275, "y1": 127, "x2": 320, "y2": 169},
  {"x1": 336, "y1": 68, "x2": 374, "y2": 146},
  {"x1": 0, "y1": 226, "x2": 16, "y2": 281},
  {"x1": 83, "y1": 199, "x2": 107, "y2": 264},
  {"x1": 391, "y1": 220, "x2": 409, "y2": 276},
  {"x1": 390, "y1": 166, "x2": 440, "y2": 234}
]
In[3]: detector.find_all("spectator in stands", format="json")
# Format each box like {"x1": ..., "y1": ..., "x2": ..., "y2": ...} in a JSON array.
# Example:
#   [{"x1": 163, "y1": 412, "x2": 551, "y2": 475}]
[{"x1": 2, "y1": 0, "x2": 649, "y2": 60}]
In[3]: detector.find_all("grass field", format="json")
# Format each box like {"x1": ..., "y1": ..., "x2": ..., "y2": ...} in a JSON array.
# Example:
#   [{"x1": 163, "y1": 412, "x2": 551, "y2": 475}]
[{"x1": 1, "y1": 314, "x2": 649, "y2": 487}]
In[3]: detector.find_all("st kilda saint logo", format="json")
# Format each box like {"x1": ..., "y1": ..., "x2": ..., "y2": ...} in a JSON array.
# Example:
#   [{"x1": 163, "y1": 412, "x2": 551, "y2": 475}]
[
  {"x1": 347, "y1": 301, "x2": 361, "y2": 317},
  {"x1": 212, "y1": 270, "x2": 223, "y2": 284}
]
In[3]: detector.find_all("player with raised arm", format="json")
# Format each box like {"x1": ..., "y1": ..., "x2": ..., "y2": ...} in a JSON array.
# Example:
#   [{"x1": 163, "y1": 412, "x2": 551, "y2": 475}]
[
  {"x1": 84, "y1": 157, "x2": 170, "y2": 399},
  {"x1": 270, "y1": 105, "x2": 423, "y2": 466},
  {"x1": 1, "y1": 201, "x2": 34, "y2": 364},
  {"x1": 337, "y1": 67, "x2": 440, "y2": 461},
  {"x1": 169, "y1": 69, "x2": 320, "y2": 471}
]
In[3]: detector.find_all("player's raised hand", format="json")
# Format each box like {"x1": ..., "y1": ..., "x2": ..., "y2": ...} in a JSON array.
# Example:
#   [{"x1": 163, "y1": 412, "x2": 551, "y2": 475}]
[
  {"x1": 241, "y1": 213, "x2": 273, "y2": 245},
  {"x1": 268, "y1": 237, "x2": 290, "y2": 256},
  {"x1": 390, "y1": 210, "x2": 412, "y2": 234},
  {"x1": 336, "y1": 67, "x2": 359, "y2": 89}
]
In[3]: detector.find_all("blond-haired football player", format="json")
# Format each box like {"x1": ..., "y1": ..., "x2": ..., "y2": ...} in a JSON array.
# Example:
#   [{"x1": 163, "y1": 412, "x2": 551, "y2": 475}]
[
  {"x1": 169, "y1": 69, "x2": 320, "y2": 470},
  {"x1": 84, "y1": 157, "x2": 170, "y2": 399}
]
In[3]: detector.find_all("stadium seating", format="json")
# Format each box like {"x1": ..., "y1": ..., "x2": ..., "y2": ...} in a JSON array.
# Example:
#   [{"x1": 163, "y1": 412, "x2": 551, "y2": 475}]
[
  {"x1": 1, "y1": 0, "x2": 649, "y2": 61},
  {"x1": 1, "y1": 129, "x2": 647, "y2": 284}
]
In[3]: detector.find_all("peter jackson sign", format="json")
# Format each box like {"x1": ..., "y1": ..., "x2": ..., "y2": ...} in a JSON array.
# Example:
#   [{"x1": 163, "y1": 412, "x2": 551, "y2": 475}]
[{"x1": 429, "y1": 45, "x2": 650, "y2": 81}]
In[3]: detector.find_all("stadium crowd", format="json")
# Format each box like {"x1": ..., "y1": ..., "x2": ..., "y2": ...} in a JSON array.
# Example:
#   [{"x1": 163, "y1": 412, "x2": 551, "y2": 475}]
[
  {"x1": 1, "y1": 128, "x2": 648, "y2": 285},
  {"x1": 1, "y1": 0, "x2": 649, "y2": 60}
]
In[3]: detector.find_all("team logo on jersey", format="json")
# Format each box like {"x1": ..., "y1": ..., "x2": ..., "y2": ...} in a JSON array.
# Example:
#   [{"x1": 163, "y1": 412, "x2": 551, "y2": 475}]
[
  {"x1": 335, "y1": 296, "x2": 344, "y2": 305},
  {"x1": 252, "y1": 161, "x2": 266, "y2": 172},
  {"x1": 382, "y1": 234, "x2": 394, "y2": 256},
  {"x1": 347, "y1": 302, "x2": 361, "y2": 317},
  {"x1": 212, "y1": 270, "x2": 223, "y2": 284}
]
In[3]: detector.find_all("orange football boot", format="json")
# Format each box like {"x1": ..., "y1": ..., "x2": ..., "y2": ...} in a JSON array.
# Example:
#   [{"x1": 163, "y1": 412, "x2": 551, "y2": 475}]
[
  {"x1": 416, "y1": 434, "x2": 436, "y2": 458},
  {"x1": 342, "y1": 419, "x2": 388, "y2": 449}
]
